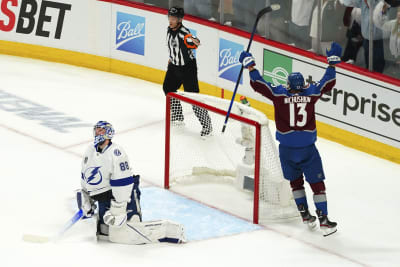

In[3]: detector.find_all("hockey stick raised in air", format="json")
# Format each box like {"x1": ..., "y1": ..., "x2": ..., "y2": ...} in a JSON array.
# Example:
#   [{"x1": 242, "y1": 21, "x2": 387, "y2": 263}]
[
  {"x1": 22, "y1": 209, "x2": 84, "y2": 243},
  {"x1": 221, "y1": 4, "x2": 280, "y2": 133}
]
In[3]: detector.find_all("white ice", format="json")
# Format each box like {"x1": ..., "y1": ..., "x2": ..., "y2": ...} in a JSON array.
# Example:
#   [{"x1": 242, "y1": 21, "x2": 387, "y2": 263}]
[{"x1": 0, "y1": 55, "x2": 399, "y2": 267}]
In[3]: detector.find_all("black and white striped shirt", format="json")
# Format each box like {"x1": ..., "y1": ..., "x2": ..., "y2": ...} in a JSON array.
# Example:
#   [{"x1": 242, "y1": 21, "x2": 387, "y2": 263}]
[{"x1": 166, "y1": 25, "x2": 197, "y2": 66}]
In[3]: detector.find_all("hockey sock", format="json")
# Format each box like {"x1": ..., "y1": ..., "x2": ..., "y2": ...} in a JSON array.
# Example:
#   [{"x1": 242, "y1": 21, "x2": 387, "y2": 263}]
[
  {"x1": 290, "y1": 176, "x2": 308, "y2": 210},
  {"x1": 310, "y1": 181, "x2": 328, "y2": 215}
]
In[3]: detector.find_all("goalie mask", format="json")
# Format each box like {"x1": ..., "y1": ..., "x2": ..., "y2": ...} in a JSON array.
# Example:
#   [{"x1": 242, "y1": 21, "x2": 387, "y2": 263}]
[{"x1": 93, "y1": 121, "x2": 115, "y2": 149}]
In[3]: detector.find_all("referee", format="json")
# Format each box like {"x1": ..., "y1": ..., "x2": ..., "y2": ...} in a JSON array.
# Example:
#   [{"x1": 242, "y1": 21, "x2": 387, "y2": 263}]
[{"x1": 163, "y1": 6, "x2": 212, "y2": 137}]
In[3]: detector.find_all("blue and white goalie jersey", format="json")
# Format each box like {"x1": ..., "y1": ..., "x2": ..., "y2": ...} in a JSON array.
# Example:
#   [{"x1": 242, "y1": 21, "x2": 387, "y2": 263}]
[{"x1": 81, "y1": 142, "x2": 135, "y2": 203}]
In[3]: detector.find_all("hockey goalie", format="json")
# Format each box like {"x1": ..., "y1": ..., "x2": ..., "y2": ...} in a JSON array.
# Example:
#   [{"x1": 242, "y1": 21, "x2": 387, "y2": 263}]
[{"x1": 78, "y1": 121, "x2": 185, "y2": 244}]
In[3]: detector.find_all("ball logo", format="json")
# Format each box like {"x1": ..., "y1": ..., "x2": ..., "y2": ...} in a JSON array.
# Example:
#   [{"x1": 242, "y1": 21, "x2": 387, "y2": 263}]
[
  {"x1": 83, "y1": 167, "x2": 103, "y2": 186},
  {"x1": 218, "y1": 38, "x2": 243, "y2": 84},
  {"x1": 116, "y1": 12, "x2": 145, "y2": 55}
]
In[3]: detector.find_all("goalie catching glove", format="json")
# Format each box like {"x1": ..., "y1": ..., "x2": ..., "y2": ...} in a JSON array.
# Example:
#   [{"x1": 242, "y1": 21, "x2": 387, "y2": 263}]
[
  {"x1": 326, "y1": 42, "x2": 342, "y2": 65},
  {"x1": 239, "y1": 51, "x2": 256, "y2": 68},
  {"x1": 104, "y1": 200, "x2": 127, "y2": 227}
]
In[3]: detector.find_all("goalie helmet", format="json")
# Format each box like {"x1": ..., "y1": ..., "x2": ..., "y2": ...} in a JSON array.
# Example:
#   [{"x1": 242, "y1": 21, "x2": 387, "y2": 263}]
[
  {"x1": 168, "y1": 6, "x2": 184, "y2": 18},
  {"x1": 93, "y1": 121, "x2": 115, "y2": 148},
  {"x1": 287, "y1": 72, "x2": 305, "y2": 91}
]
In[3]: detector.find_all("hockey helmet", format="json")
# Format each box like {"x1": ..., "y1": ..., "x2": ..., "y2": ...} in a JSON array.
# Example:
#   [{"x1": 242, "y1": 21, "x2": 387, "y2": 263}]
[
  {"x1": 168, "y1": 6, "x2": 184, "y2": 18},
  {"x1": 287, "y1": 72, "x2": 305, "y2": 91}
]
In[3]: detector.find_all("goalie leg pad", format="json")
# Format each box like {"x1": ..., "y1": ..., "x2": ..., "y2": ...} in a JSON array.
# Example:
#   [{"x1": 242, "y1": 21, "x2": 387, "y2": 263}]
[
  {"x1": 160, "y1": 220, "x2": 186, "y2": 243},
  {"x1": 108, "y1": 220, "x2": 186, "y2": 245}
]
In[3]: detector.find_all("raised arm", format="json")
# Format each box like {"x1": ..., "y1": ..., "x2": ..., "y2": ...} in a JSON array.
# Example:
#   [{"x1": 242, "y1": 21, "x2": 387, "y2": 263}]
[
  {"x1": 240, "y1": 51, "x2": 286, "y2": 101},
  {"x1": 315, "y1": 66, "x2": 337, "y2": 95},
  {"x1": 309, "y1": 42, "x2": 342, "y2": 95}
]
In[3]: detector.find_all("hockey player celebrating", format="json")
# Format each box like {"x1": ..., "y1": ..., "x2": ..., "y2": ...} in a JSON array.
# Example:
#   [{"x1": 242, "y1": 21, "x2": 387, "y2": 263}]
[
  {"x1": 239, "y1": 42, "x2": 342, "y2": 236},
  {"x1": 79, "y1": 121, "x2": 185, "y2": 244}
]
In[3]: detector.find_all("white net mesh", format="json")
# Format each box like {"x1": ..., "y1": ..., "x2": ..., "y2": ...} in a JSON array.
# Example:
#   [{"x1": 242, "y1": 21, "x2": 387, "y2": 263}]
[{"x1": 166, "y1": 92, "x2": 299, "y2": 223}]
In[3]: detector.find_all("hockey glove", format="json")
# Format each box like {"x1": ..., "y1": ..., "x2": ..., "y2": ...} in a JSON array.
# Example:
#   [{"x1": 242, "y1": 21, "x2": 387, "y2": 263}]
[
  {"x1": 104, "y1": 200, "x2": 127, "y2": 228},
  {"x1": 326, "y1": 42, "x2": 342, "y2": 65},
  {"x1": 239, "y1": 51, "x2": 256, "y2": 68},
  {"x1": 78, "y1": 189, "x2": 96, "y2": 218}
]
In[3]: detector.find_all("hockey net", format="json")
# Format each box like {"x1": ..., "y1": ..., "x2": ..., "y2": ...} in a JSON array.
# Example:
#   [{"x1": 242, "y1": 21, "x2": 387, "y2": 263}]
[{"x1": 165, "y1": 92, "x2": 298, "y2": 224}]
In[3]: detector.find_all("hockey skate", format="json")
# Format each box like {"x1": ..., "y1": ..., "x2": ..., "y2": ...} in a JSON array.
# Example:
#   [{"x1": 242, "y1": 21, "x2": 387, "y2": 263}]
[
  {"x1": 316, "y1": 210, "x2": 337, "y2": 237},
  {"x1": 298, "y1": 204, "x2": 317, "y2": 230}
]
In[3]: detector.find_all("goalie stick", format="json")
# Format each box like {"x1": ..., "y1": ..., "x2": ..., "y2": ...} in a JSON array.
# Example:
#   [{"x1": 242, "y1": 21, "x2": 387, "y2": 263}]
[
  {"x1": 22, "y1": 209, "x2": 84, "y2": 243},
  {"x1": 222, "y1": 4, "x2": 280, "y2": 133}
]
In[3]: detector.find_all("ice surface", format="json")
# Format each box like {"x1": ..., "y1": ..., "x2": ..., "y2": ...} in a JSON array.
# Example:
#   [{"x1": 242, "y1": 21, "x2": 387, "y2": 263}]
[{"x1": 141, "y1": 187, "x2": 261, "y2": 241}]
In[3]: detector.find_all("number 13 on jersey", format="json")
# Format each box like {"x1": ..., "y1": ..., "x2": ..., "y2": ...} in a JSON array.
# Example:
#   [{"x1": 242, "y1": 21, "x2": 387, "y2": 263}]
[{"x1": 289, "y1": 103, "x2": 308, "y2": 127}]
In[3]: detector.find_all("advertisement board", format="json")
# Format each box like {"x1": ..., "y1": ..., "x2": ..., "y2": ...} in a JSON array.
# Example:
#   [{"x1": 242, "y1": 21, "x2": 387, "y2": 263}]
[{"x1": 0, "y1": 0, "x2": 111, "y2": 56}]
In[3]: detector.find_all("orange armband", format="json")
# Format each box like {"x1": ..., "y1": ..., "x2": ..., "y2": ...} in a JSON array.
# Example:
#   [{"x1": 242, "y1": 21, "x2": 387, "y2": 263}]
[{"x1": 184, "y1": 34, "x2": 199, "y2": 49}]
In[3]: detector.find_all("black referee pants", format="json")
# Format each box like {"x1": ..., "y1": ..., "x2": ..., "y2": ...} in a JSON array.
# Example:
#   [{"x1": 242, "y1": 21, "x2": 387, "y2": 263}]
[{"x1": 163, "y1": 60, "x2": 199, "y2": 94}]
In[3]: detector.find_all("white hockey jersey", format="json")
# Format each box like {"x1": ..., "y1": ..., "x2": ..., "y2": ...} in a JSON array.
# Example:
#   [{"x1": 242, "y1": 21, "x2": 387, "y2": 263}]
[{"x1": 81, "y1": 142, "x2": 135, "y2": 203}]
